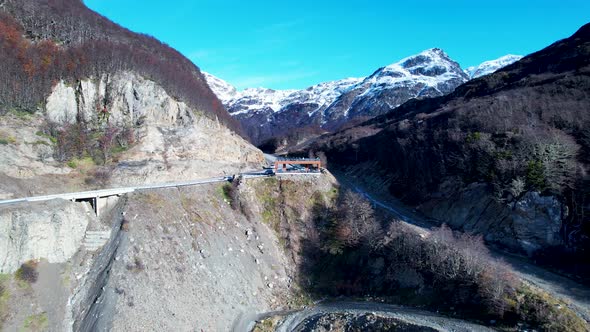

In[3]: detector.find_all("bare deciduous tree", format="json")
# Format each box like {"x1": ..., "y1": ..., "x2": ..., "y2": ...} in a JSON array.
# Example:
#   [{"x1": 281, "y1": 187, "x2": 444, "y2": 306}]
[{"x1": 335, "y1": 190, "x2": 381, "y2": 246}]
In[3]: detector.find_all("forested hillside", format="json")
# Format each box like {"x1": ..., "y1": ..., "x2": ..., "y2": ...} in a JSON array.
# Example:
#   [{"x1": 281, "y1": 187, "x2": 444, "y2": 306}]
[
  {"x1": 0, "y1": 0, "x2": 241, "y2": 133},
  {"x1": 308, "y1": 23, "x2": 590, "y2": 277}
]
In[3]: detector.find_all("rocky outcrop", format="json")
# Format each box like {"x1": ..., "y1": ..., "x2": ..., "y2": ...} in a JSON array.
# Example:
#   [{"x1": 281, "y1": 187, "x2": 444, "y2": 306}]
[
  {"x1": 46, "y1": 71, "x2": 263, "y2": 184},
  {"x1": 420, "y1": 183, "x2": 564, "y2": 255},
  {"x1": 46, "y1": 72, "x2": 195, "y2": 128},
  {"x1": 0, "y1": 114, "x2": 69, "y2": 184},
  {"x1": 0, "y1": 71, "x2": 263, "y2": 198},
  {"x1": 0, "y1": 199, "x2": 93, "y2": 273}
]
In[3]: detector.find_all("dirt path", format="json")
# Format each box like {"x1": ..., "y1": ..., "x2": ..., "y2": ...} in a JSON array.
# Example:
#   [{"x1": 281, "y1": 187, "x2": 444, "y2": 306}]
[
  {"x1": 33, "y1": 261, "x2": 69, "y2": 331},
  {"x1": 332, "y1": 171, "x2": 590, "y2": 324}
]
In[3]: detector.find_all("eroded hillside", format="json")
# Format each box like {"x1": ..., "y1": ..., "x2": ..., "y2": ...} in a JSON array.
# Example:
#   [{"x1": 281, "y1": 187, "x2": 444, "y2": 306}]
[{"x1": 0, "y1": 174, "x2": 340, "y2": 331}]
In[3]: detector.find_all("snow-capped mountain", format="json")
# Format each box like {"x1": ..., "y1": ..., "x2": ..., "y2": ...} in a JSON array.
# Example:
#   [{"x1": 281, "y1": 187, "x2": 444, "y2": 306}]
[
  {"x1": 322, "y1": 48, "x2": 469, "y2": 130},
  {"x1": 465, "y1": 54, "x2": 523, "y2": 79},
  {"x1": 208, "y1": 76, "x2": 362, "y2": 145},
  {"x1": 205, "y1": 49, "x2": 522, "y2": 146}
]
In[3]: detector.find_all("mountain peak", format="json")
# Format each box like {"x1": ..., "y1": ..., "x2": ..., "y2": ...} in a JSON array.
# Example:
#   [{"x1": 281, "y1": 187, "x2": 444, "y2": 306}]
[
  {"x1": 395, "y1": 48, "x2": 452, "y2": 69},
  {"x1": 204, "y1": 49, "x2": 522, "y2": 145},
  {"x1": 370, "y1": 48, "x2": 466, "y2": 82}
]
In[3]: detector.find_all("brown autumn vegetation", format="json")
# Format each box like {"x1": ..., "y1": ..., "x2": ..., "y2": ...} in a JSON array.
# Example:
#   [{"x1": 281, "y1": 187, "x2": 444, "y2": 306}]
[
  {"x1": 298, "y1": 190, "x2": 586, "y2": 331},
  {"x1": 44, "y1": 121, "x2": 135, "y2": 164},
  {"x1": 0, "y1": 0, "x2": 241, "y2": 134}
]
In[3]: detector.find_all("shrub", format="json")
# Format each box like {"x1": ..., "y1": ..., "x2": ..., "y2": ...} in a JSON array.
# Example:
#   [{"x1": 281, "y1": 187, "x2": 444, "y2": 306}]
[
  {"x1": 514, "y1": 285, "x2": 587, "y2": 332},
  {"x1": 220, "y1": 183, "x2": 232, "y2": 201},
  {"x1": 120, "y1": 218, "x2": 130, "y2": 232},
  {"x1": 508, "y1": 177, "x2": 526, "y2": 198},
  {"x1": 15, "y1": 260, "x2": 38, "y2": 284},
  {"x1": 526, "y1": 160, "x2": 546, "y2": 190},
  {"x1": 0, "y1": 133, "x2": 16, "y2": 145},
  {"x1": 23, "y1": 312, "x2": 48, "y2": 331},
  {"x1": 321, "y1": 190, "x2": 381, "y2": 250},
  {"x1": 220, "y1": 179, "x2": 240, "y2": 210},
  {"x1": 466, "y1": 131, "x2": 482, "y2": 143},
  {"x1": 0, "y1": 275, "x2": 9, "y2": 328}
]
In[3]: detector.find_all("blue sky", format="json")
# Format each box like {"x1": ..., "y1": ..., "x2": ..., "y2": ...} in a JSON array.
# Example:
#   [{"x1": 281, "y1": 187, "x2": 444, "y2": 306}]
[{"x1": 85, "y1": 0, "x2": 590, "y2": 90}]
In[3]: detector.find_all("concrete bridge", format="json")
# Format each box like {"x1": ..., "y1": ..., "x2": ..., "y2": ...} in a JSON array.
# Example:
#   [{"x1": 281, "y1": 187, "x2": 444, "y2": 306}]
[
  {"x1": 0, "y1": 166, "x2": 326, "y2": 216},
  {"x1": 0, "y1": 175, "x2": 240, "y2": 217}
]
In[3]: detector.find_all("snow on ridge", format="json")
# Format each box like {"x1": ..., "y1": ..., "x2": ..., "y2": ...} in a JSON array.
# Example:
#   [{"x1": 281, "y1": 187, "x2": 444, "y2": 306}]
[
  {"x1": 465, "y1": 54, "x2": 523, "y2": 79},
  {"x1": 205, "y1": 50, "x2": 522, "y2": 123},
  {"x1": 202, "y1": 72, "x2": 238, "y2": 103}
]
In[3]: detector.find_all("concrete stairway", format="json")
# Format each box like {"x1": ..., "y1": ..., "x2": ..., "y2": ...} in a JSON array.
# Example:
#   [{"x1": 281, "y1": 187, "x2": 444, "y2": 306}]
[{"x1": 83, "y1": 230, "x2": 111, "y2": 251}]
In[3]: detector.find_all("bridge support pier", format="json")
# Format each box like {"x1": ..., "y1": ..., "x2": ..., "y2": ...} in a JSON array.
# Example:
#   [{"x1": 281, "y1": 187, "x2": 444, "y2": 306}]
[{"x1": 93, "y1": 196, "x2": 99, "y2": 217}]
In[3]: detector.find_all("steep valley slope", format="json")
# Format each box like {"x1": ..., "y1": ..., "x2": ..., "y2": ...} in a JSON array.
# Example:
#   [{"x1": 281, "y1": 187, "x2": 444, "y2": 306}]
[
  {"x1": 0, "y1": 1, "x2": 270, "y2": 330},
  {"x1": 304, "y1": 22, "x2": 590, "y2": 279},
  {"x1": 1, "y1": 1, "x2": 589, "y2": 331},
  {"x1": 0, "y1": 174, "x2": 339, "y2": 331}
]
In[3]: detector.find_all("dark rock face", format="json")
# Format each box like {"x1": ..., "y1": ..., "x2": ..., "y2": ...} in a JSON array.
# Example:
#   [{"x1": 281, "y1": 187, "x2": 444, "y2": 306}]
[
  {"x1": 230, "y1": 107, "x2": 276, "y2": 145},
  {"x1": 230, "y1": 102, "x2": 324, "y2": 146},
  {"x1": 420, "y1": 183, "x2": 565, "y2": 255}
]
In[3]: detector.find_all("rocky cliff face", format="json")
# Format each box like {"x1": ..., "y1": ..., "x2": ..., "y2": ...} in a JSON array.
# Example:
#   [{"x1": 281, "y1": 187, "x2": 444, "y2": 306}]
[
  {"x1": 0, "y1": 71, "x2": 263, "y2": 198},
  {"x1": 419, "y1": 183, "x2": 565, "y2": 255},
  {"x1": 0, "y1": 199, "x2": 93, "y2": 273},
  {"x1": 47, "y1": 71, "x2": 263, "y2": 185}
]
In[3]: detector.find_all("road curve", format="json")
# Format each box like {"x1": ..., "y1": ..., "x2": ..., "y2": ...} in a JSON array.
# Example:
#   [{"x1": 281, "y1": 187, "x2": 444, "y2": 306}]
[
  {"x1": 334, "y1": 172, "x2": 590, "y2": 324},
  {"x1": 274, "y1": 301, "x2": 495, "y2": 332}
]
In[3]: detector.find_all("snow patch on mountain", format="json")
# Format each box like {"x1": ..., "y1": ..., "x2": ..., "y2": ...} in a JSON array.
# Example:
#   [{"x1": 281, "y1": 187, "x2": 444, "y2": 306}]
[
  {"x1": 228, "y1": 88, "x2": 297, "y2": 115},
  {"x1": 204, "y1": 72, "x2": 361, "y2": 116},
  {"x1": 281, "y1": 78, "x2": 362, "y2": 116},
  {"x1": 202, "y1": 72, "x2": 238, "y2": 102},
  {"x1": 465, "y1": 54, "x2": 523, "y2": 79}
]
